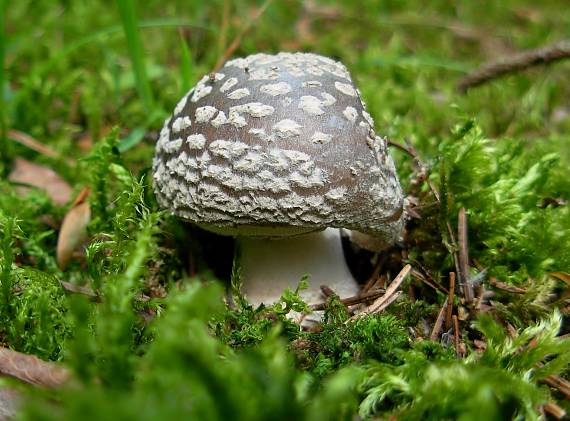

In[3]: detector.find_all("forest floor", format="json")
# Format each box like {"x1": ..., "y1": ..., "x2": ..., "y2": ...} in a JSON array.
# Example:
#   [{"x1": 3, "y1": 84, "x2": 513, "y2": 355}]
[{"x1": 1, "y1": 1, "x2": 569, "y2": 419}]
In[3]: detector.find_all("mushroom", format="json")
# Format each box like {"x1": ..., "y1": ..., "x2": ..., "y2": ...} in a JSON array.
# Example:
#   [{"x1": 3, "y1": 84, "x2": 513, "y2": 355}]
[{"x1": 152, "y1": 52, "x2": 404, "y2": 308}]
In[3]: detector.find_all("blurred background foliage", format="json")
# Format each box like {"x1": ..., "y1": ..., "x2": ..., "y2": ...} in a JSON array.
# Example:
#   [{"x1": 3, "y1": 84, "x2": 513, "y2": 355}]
[{"x1": 1, "y1": 0, "x2": 569, "y2": 419}]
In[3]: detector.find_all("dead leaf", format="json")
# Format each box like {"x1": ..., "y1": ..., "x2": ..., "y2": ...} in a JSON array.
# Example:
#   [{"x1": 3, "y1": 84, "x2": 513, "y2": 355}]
[
  {"x1": 59, "y1": 280, "x2": 98, "y2": 300},
  {"x1": 0, "y1": 348, "x2": 70, "y2": 388},
  {"x1": 8, "y1": 158, "x2": 73, "y2": 206},
  {"x1": 57, "y1": 188, "x2": 91, "y2": 270}
]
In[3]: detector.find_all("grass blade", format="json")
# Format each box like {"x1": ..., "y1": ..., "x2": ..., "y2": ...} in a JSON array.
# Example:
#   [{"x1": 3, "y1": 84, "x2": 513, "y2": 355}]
[
  {"x1": 116, "y1": 0, "x2": 154, "y2": 112},
  {"x1": 0, "y1": 0, "x2": 11, "y2": 176},
  {"x1": 179, "y1": 33, "x2": 194, "y2": 94}
]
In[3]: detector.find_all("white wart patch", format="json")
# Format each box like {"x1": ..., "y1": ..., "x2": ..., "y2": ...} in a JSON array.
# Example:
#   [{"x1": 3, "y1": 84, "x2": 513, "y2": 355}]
[
  {"x1": 171, "y1": 116, "x2": 192, "y2": 133},
  {"x1": 334, "y1": 81, "x2": 357, "y2": 96},
  {"x1": 227, "y1": 88, "x2": 251, "y2": 100},
  {"x1": 220, "y1": 77, "x2": 238, "y2": 92},
  {"x1": 260, "y1": 82, "x2": 292, "y2": 96},
  {"x1": 195, "y1": 106, "x2": 218, "y2": 123},
  {"x1": 272, "y1": 119, "x2": 302, "y2": 138},
  {"x1": 311, "y1": 131, "x2": 332, "y2": 145},
  {"x1": 186, "y1": 134, "x2": 206, "y2": 150},
  {"x1": 343, "y1": 106, "x2": 358, "y2": 123}
]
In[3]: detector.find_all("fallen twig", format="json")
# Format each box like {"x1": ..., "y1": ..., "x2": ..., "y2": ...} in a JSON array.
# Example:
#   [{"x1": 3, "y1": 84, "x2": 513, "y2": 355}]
[
  {"x1": 543, "y1": 374, "x2": 570, "y2": 400},
  {"x1": 0, "y1": 348, "x2": 70, "y2": 388},
  {"x1": 453, "y1": 315, "x2": 462, "y2": 358},
  {"x1": 430, "y1": 297, "x2": 448, "y2": 341},
  {"x1": 388, "y1": 139, "x2": 469, "y2": 304},
  {"x1": 543, "y1": 402, "x2": 567, "y2": 420},
  {"x1": 488, "y1": 277, "x2": 527, "y2": 294},
  {"x1": 458, "y1": 39, "x2": 570, "y2": 92},
  {"x1": 8, "y1": 129, "x2": 75, "y2": 166},
  {"x1": 411, "y1": 266, "x2": 449, "y2": 294},
  {"x1": 445, "y1": 272, "x2": 456, "y2": 330},
  {"x1": 458, "y1": 208, "x2": 474, "y2": 303},
  {"x1": 310, "y1": 288, "x2": 386, "y2": 311},
  {"x1": 350, "y1": 264, "x2": 411, "y2": 320},
  {"x1": 360, "y1": 254, "x2": 386, "y2": 294},
  {"x1": 472, "y1": 261, "x2": 528, "y2": 294}
]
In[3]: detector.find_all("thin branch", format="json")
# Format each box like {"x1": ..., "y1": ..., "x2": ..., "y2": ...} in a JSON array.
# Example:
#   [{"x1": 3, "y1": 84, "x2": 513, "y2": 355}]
[
  {"x1": 386, "y1": 139, "x2": 416, "y2": 157},
  {"x1": 473, "y1": 260, "x2": 527, "y2": 294},
  {"x1": 310, "y1": 288, "x2": 386, "y2": 311},
  {"x1": 411, "y1": 266, "x2": 449, "y2": 294},
  {"x1": 453, "y1": 315, "x2": 462, "y2": 358},
  {"x1": 8, "y1": 129, "x2": 75, "y2": 166},
  {"x1": 445, "y1": 272, "x2": 455, "y2": 330},
  {"x1": 543, "y1": 402, "x2": 567, "y2": 420},
  {"x1": 458, "y1": 208, "x2": 474, "y2": 303},
  {"x1": 0, "y1": 348, "x2": 70, "y2": 388},
  {"x1": 360, "y1": 254, "x2": 386, "y2": 294},
  {"x1": 351, "y1": 264, "x2": 411, "y2": 320},
  {"x1": 430, "y1": 297, "x2": 448, "y2": 341},
  {"x1": 543, "y1": 374, "x2": 570, "y2": 400},
  {"x1": 458, "y1": 39, "x2": 570, "y2": 92}
]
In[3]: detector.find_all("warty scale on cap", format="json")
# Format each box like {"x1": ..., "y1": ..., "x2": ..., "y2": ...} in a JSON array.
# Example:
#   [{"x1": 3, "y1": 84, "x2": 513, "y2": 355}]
[{"x1": 152, "y1": 52, "x2": 404, "y2": 241}]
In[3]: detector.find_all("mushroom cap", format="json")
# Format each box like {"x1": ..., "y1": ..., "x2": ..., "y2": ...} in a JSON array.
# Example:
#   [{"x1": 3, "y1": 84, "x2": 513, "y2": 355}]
[{"x1": 152, "y1": 52, "x2": 404, "y2": 241}]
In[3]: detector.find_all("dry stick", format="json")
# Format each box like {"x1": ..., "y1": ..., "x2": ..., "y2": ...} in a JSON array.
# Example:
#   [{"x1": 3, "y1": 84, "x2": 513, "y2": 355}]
[
  {"x1": 411, "y1": 267, "x2": 449, "y2": 294},
  {"x1": 360, "y1": 254, "x2": 387, "y2": 294},
  {"x1": 458, "y1": 208, "x2": 474, "y2": 304},
  {"x1": 472, "y1": 260, "x2": 528, "y2": 294},
  {"x1": 430, "y1": 297, "x2": 448, "y2": 341},
  {"x1": 387, "y1": 138, "x2": 464, "y2": 294},
  {"x1": 8, "y1": 129, "x2": 74, "y2": 166},
  {"x1": 445, "y1": 272, "x2": 456, "y2": 330},
  {"x1": 453, "y1": 315, "x2": 461, "y2": 358},
  {"x1": 386, "y1": 139, "x2": 417, "y2": 157},
  {"x1": 543, "y1": 374, "x2": 570, "y2": 399},
  {"x1": 371, "y1": 291, "x2": 402, "y2": 313},
  {"x1": 360, "y1": 272, "x2": 382, "y2": 295},
  {"x1": 537, "y1": 361, "x2": 570, "y2": 399},
  {"x1": 0, "y1": 348, "x2": 70, "y2": 388},
  {"x1": 310, "y1": 288, "x2": 386, "y2": 311},
  {"x1": 351, "y1": 264, "x2": 411, "y2": 320},
  {"x1": 212, "y1": 0, "x2": 274, "y2": 72},
  {"x1": 387, "y1": 139, "x2": 466, "y2": 301},
  {"x1": 488, "y1": 277, "x2": 527, "y2": 294},
  {"x1": 543, "y1": 402, "x2": 567, "y2": 420},
  {"x1": 458, "y1": 39, "x2": 570, "y2": 92}
]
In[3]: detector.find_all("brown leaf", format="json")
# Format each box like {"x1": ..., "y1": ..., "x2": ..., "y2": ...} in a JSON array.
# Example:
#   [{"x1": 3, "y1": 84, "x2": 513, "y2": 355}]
[
  {"x1": 0, "y1": 348, "x2": 70, "y2": 388},
  {"x1": 8, "y1": 158, "x2": 73, "y2": 206},
  {"x1": 57, "y1": 188, "x2": 91, "y2": 270}
]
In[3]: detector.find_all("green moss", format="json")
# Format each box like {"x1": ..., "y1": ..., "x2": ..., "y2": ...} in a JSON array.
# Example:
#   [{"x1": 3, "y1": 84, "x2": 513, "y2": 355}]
[{"x1": 1, "y1": 0, "x2": 569, "y2": 419}]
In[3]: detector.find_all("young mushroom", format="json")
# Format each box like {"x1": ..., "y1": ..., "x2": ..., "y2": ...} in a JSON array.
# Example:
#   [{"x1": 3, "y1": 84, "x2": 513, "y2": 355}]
[{"x1": 152, "y1": 52, "x2": 404, "y2": 308}]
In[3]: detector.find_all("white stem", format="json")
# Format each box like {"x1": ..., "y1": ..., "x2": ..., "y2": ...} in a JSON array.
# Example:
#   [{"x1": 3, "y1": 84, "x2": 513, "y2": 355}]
[{"x1": 239, "y1": 228, "x2": 360, "y2": 307}]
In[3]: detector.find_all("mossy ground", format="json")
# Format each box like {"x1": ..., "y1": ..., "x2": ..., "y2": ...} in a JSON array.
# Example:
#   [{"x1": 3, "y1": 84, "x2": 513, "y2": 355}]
[{"x1": 1, "y1": 1, "x2": 569, "y2": 419}]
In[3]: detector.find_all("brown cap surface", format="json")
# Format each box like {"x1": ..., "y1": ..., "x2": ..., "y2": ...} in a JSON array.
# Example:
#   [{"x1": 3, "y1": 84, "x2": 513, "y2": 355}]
[{"x1": 153, "y1": 52, "x2": 404, "y2": 240}]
